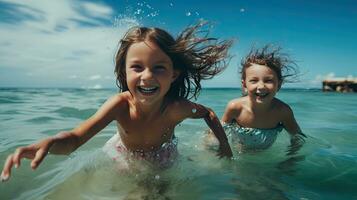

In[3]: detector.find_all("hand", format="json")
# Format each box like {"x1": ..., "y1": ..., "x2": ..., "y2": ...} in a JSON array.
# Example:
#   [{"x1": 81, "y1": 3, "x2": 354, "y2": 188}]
[
  {"x1": 1, "y1": 138, "x2": 53, "y2": 182},
  {"x1": 286, "y1": 133, "x2": 306, "y2": 156},
  {"x1": 217, "y1": 144, "x2": 233, "y2": 158}
]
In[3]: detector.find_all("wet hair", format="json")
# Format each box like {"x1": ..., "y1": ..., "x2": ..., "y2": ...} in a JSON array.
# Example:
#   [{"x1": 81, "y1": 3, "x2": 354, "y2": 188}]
[
  {"x1": 240, "y1": 45, "x2": 299, "y2": 85},
  {"x1": 114, "y1": 22, "x2": 232, "y2": 100}
]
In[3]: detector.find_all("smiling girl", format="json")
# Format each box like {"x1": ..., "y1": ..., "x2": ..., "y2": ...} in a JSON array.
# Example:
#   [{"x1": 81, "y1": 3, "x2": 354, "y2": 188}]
[
  {"x1": 1, "y1": 23, "x2": 233, "y2": 181},
  {"x1": 220, "y1": 45, "x2": 306, "y2": 154}
]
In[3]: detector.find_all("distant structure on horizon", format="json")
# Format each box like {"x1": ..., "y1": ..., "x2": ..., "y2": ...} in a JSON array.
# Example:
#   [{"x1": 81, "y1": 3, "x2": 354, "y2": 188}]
[{"x1": 322, "y1": 76, "x2": 357, "y2": 92}]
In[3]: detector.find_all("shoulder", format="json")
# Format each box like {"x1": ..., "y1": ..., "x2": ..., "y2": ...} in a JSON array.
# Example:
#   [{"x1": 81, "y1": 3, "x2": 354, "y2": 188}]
[
  {"x1": 167, "y1": 98, "x2": 210, "y2": 120},
  {"x1": 101, "y1": 92, "x2": 130, "y2": 112},
  {"x1": 224, "y1": 97, "x2": 246, "y2": 117},
  {"x1": 272, "y1": 98, "x2": 294, "y2": 118},
  {"x1": 168, "y1": 98, "x2": 195, "y2": 115},
  {"x1": 226, "y1": 98, "x2": 244, "y2": 111}
]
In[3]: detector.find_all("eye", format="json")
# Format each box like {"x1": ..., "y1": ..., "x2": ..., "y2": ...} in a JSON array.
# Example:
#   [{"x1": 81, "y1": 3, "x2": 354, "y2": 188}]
[
  {"x1": 249, "y1": 79, "x2": 258, "y2": 83},
  {"x1": 130, "y1": 64, "x2": 143, "y2": 72},
  {"x1": 153, "y1": 65, "x2": 167, "y2": 73},
  {"x1": 265, "y1": 79, "x2": 274, "y2": 83}
]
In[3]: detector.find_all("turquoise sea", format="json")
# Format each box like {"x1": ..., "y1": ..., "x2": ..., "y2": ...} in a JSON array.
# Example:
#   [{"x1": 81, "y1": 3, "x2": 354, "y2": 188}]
[{"x1": 0, "y1": 88, "x2": 356, "y2": 200}]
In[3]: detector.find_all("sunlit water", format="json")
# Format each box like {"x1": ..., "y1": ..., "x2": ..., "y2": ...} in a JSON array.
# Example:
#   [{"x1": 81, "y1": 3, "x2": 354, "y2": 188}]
[{"x1": 0, "y1": 88, "x2": 356, "y2": 200}]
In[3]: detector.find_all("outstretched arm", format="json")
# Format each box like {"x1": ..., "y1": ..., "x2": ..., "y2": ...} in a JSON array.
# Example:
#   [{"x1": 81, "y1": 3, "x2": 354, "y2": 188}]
[
  {"x1": 190, "y1": 103, "x2": 233, "y2": 158},
  {"x1": 1, "y1": 95, "x2": 123, "y2": 182}
]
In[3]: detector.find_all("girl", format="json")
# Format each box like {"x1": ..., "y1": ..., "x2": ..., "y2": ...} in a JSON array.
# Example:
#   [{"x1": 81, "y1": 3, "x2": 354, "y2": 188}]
[
  {"x1": 220, "y1": 45, "x2": 306, "y2": 154},
  {"x1": 1, "y1": 23, "x2": 233, "y2": 181}
]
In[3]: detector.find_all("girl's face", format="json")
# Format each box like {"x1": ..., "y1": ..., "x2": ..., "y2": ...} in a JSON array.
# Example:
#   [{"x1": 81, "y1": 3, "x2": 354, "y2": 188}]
[
  {"x1": 242, "y1": 63, "x2": 281, "y2": 105},
  {"x1": 125, "y1": 40, "x2": 179, "y2": 106}
]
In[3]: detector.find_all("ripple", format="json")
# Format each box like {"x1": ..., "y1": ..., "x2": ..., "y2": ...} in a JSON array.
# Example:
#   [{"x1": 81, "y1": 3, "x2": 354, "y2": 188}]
[
  {"x1": 53, "y1": 107, "x2": 96, "y2": 119},
  {"x1": 26, "y1": 116, "x2": 58, "y2": 123}
]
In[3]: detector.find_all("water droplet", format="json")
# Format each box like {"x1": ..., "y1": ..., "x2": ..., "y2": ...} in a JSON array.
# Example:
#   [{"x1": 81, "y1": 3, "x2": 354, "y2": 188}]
[
  {"x1": 191, "y1": 108, "x2": 197, "y2": 114},
  {"x1": 155, "y1": 175, "x2": 160, "y2": 180}
]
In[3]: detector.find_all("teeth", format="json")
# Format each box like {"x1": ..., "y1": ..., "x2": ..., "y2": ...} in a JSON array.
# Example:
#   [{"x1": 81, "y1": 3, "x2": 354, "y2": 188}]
[
  {"x1": 141, "y1": 87, "x2": 156, "y2": 90},
  {"x1": 256, "y1": 92, "x2": 268, "y2": 97},
  {"x1": 138, "y1": 86, "x2": 158, "y2": 93}
]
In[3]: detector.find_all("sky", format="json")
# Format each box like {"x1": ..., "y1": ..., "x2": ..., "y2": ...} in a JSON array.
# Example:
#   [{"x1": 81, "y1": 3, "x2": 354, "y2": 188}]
[{"x1": 0, "y1": 0, "x2": 356, "y2": 89}]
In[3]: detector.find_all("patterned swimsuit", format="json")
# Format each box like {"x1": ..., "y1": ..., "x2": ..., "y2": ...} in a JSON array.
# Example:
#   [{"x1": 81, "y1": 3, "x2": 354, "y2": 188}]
[
  {"x1": 224, "y1": 123, "x2": 284, "y2": 152},
  {"x1": 102, "y1": 133, "x2": 178, "y2": 169}
]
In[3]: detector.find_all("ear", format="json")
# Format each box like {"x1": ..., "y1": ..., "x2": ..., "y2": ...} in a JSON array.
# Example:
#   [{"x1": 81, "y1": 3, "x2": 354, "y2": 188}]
[
  {"x1": 171, "y1": 70, "x2": 181, "y2": 83},
  {"x1": 241, "y1": 79, "x2": 246, "y2": 88},
  {"x1": 241, "y1": 79, "x2": 248, "y2": 95}
]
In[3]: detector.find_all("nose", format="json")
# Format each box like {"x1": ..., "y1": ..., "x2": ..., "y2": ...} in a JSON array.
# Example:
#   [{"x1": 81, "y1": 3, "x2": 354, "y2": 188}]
[
  {"x1": 141, "y1": 68, "x2": 153, "y2": 81},
  {"x1": 257, "y1": 81, "x2": 265, "y2": 89}
]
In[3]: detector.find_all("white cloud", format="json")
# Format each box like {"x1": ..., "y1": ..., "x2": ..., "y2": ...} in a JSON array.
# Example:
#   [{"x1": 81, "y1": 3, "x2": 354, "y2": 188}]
[
  {"x1": 81, "y1": 2, "x2": 113, "y2": 18},
  {"x1": 314, "y1": 72, "x2": 335, "y2": 82},
  {"x1": 82, "y1": 84, "x2": 102, "y2": 89},
  {"x1": 89, "y1": 75, "x2": 101, "y2": 80},
  {"x1": 0, "y1": 0, "x2": 139, "y2": 87}
]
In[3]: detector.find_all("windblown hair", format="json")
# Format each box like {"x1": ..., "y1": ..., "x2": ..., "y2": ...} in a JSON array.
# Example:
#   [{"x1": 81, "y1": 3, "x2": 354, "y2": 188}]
[
  {"x1": 241, "y1": 45, "x2": 299, "y2": 84},
  {"x1": 114, "y1": 22, "x2": 232, "y2": 100}
]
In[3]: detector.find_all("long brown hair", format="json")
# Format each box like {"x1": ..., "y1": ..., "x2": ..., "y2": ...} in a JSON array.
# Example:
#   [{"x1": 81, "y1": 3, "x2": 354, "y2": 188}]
[{"x1": 114, "y1": 22, "x2": 232, "y2": 100}]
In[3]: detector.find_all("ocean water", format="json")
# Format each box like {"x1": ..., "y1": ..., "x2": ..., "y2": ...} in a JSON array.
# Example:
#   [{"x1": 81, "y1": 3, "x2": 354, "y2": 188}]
[{"x1": 0, "y1": 88, "x2": 356, "y2": 200}]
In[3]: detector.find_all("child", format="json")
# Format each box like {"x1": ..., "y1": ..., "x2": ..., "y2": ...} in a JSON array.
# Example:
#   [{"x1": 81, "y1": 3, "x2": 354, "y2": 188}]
[
  {"x1": 1, "y1": 23, "x2": 233, "y2": 181},
  {"x1": 220, "y1": 45, "x2": 306, "y2": 154}
]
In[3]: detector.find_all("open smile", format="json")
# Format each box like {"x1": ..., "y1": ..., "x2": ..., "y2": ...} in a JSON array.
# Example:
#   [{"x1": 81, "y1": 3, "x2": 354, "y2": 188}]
[
  {"x1": 255, "y1": 92, "x2": 269, "y2": 98},
  {"x1": 137, "y1": 86, "x2": 159, "y2": 95}
]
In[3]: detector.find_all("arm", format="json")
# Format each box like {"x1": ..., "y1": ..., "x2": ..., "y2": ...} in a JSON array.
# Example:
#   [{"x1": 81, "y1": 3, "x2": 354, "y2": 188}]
[
  {"x1": 189, "y1": 103, "x2": 233, "y2": 158},
  {"x1": 1, "y1": 95, "x2": 123, "y2": 182},
  {"x1": 50, "y1": 95, "x2": 123, "y2": 154},
  {"x1": 281, "y1": 105, "x2": 306, "y2": 156}
]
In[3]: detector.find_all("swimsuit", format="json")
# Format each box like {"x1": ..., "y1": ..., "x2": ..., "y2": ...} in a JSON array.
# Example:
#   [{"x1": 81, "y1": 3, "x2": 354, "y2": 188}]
[
  {"x1": 102, "y1": 133, "x2": 178, "y2": 169},
  {"x1": 224, "y1": 123, "x2": 284, "y2": 151}
]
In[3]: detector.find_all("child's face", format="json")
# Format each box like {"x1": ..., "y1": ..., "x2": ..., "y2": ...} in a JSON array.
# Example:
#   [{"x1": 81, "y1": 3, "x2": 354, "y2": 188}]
[
  {"x1": 125, "y1": 40, "x2": 179, "y2": 106},
  {"x1": 242, "y1": 63, "x2": 280, "y2": 104}
]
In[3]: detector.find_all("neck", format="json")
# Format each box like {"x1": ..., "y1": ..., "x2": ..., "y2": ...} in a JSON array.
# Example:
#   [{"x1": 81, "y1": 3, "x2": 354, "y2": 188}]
[
  {"x1": 133, "y1": 98, "x2": 165, "y2": 120},
  {"x1": 247, "y1": 98, "x2": 272, "y2": 113}
]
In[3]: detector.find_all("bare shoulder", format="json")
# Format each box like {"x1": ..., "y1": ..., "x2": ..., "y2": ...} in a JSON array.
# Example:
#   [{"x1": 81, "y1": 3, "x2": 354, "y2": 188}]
[
  {"x1": 221, "y1": 97, "x2": 245, "y2": 123},
  {"x1": 168, "y1": 98, "x2": 193, "y2": 115},
  {"x1": 226, "y1": 97, "x2": 244, "y2": 112},
  {"x1": 167, "y1": 98, "x2": 209, "y2": 120},
  {"x1": 100, "y1": 92, "x2": 130, "y2": 113},
  {"x1": 272, "y1": 98, "x2": 293, "y2": 117}
]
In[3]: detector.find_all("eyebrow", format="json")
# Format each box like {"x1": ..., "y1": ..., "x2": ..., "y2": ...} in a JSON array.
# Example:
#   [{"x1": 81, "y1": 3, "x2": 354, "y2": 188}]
[{"x1": 154, "y1": 60, "x2": 171, "y2": 64}]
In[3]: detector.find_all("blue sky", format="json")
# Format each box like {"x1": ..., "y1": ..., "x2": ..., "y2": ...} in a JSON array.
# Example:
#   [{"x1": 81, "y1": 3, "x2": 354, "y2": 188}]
[{"x1": 0, "y1": 0, "x2": 356, "y2": 88}]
